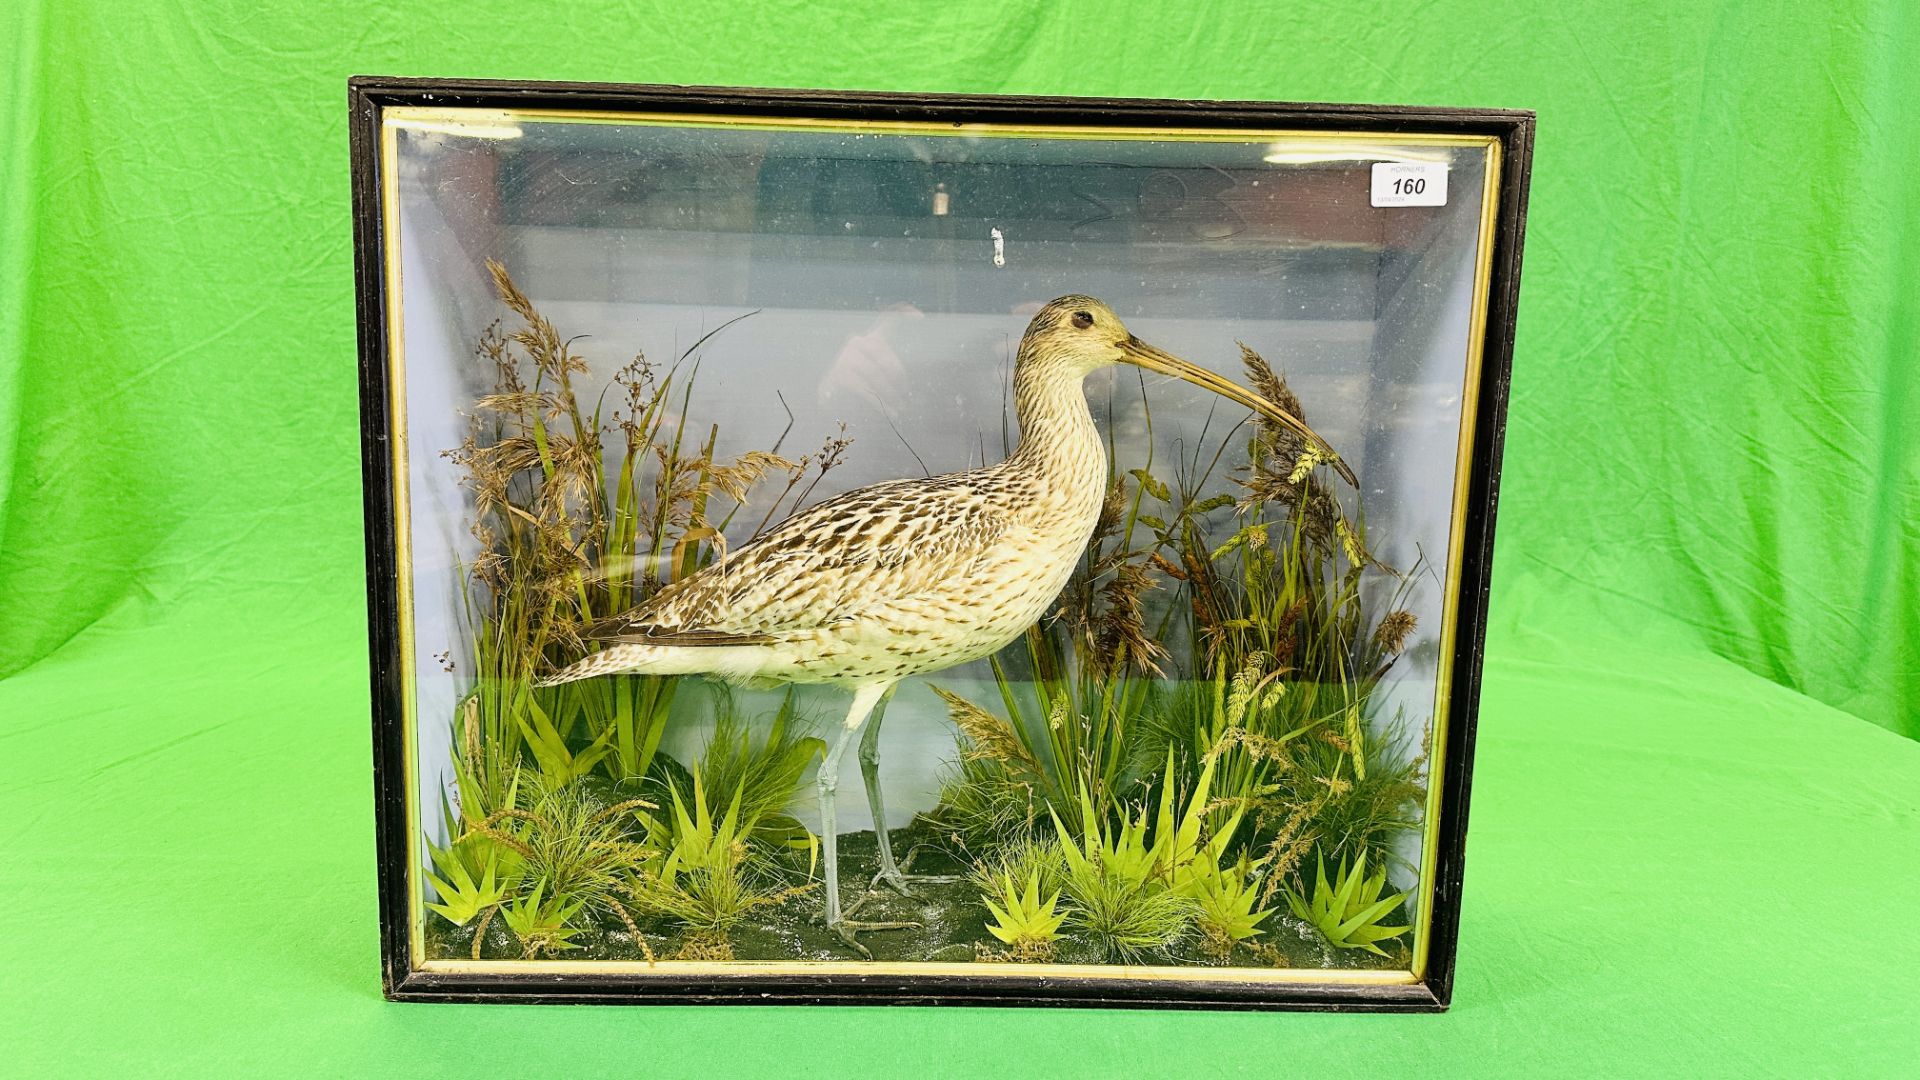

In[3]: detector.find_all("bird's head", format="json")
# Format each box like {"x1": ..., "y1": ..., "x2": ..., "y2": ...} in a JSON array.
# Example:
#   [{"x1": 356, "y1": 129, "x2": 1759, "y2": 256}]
[{"x1": 1018, "y1": 295, "x2": 1357, "y2": 486}]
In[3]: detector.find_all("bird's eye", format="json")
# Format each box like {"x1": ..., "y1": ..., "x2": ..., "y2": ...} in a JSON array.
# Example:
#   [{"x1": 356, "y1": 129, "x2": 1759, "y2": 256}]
[{"x1": 1071, "y1": 310, "x2": 1094, "y2": 329}]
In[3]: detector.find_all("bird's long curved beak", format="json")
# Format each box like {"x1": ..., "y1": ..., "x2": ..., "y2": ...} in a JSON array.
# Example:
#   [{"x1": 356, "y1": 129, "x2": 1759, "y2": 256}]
[{"x1": 1119, "y1": 336, "x2": 1358, "y2": 487}]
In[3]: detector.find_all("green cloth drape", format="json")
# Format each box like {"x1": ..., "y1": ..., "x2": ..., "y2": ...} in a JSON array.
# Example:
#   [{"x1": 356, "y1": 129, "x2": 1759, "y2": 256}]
[
  {"x1": 3, "y1": 1, "x2": 1915, "y2": 1075},
  {"x1": 3, "y1": 0, "x2": 1914, "y2": 733}
]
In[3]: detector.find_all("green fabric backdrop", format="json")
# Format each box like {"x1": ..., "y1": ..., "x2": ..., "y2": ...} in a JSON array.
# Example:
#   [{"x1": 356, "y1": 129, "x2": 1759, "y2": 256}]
[
  {"x1": 3, "y1": 1, "x2": 1915, "y2": 1075},
  {"x1": 4, "y1": 0, "x2": 1915, "y2": 732}
]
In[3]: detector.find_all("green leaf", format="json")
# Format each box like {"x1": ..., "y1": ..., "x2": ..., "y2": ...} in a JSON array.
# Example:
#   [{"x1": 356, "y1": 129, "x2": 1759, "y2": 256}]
[
  {"x1": 1127, "y1": 468, "x2": 1170, "y2": 502},
  {"x1": 1289, "y1": 850, "x2": 1412, "y2": 952},
  {"x1": 1336, "y1": 891, "x2": 1409, "y2": 940},
  {"x1": 984, "y1": 899, "x2": 1019, "y2": 944},
  {"x1": 1332, "y1": 855, "x2": 1366, "y2": 917},
  {"x1": 423, "y1": 835, "x2": 508, "y2": 926},
  {"x1": 1349, "y1": 922, "x2": 1411, "y2": 945}
]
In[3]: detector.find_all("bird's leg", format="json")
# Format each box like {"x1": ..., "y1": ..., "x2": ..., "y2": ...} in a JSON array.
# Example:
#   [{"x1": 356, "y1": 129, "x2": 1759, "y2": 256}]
[
  {"x1": 819, "y1": 681, "x2": 917, "y2": 958},
  {"x1": 858, "y1": 685, "x2": 958, "y2": 898},
  {"x1": 858, "y1": 684, "x2": 905, "y2": 893},
  {"x1": 817, "y1": 695, "x2": 863, "y2": 929}
]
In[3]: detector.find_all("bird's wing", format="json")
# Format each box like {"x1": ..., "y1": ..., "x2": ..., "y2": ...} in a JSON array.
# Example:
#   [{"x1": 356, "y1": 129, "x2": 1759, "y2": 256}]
[{"x1": 584, "y1": 473, "x2": 1010, "y2": 644}]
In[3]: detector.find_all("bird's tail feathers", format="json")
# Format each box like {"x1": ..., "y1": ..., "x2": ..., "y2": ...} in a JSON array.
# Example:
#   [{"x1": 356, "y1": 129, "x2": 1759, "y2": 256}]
[
  {"x1": 533, "y1": 642, "x2": 769, "y2": 687},
  {"x1": 533, "y1": 650, "x2": 633, "y2": 688}
]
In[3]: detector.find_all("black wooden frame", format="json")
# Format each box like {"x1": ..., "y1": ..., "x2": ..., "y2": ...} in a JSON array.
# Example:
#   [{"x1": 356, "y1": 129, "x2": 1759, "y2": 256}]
[{"x1": 349, "y1": 76, "x2": 1533, "y2": 1010}]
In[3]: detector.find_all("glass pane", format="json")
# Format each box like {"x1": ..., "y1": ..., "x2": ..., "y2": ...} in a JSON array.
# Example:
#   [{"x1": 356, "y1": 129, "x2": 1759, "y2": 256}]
[{"x1": 387, "y1": 108, "x2": 1493, "y2": 974}]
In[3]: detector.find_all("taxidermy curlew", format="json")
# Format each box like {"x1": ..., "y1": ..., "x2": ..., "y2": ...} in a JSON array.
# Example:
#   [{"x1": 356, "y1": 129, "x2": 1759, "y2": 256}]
[{"x1": 538, "y1": 295, "x2": 1354, "y2": 952}]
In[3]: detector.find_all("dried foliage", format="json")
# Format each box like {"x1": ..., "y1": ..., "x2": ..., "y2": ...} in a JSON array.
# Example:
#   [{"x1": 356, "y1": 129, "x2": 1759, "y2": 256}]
[
  {"x1": 935, "y1": 686, "x2": 1039, "y2": 774},
  {"x1": 442, "y1": 262, "x2": 843, "y2": 809},
  {"x1": 425, "y1": 262, "x2": 843, "y2": 960}
]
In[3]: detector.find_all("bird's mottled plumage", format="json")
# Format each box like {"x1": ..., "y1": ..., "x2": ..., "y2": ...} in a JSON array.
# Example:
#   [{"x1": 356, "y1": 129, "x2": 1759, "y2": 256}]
[
  {"x1": 534, "y1": 295, "x2": 1350, "y2": 946},
  {"x1": 541, "y1": 296, "x2": 1115, "y2": 693}
]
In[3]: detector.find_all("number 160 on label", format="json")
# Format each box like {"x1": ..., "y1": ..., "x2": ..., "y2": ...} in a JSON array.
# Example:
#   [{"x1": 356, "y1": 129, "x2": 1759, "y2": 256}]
[{"x1": 1371, "y1": 162, "x2": 1450, "y2": 207}]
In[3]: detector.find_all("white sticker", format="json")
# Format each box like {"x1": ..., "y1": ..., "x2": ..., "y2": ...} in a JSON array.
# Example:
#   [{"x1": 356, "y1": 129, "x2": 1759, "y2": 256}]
[{"x1": 1371, "y1": 162, "x2": 1449, "y2": 207}]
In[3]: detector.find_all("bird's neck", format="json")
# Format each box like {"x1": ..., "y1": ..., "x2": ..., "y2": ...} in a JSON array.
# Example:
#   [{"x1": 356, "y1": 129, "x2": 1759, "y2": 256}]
[{"x1": 1004, "y1": 361, "x2": 1107, "y2": 497}]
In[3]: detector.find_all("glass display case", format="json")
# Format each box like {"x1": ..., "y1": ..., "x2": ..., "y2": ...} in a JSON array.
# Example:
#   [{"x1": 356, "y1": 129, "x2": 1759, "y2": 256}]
[{"x1": 349, "y1": 78, "x2": 1533, "y2": 1009}]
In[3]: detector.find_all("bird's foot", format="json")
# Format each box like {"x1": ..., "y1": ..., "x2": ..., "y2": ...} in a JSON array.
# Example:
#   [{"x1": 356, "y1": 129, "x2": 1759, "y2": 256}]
[
  {"x1": 829, "y1": 917, "x2": 920, "y2": 960},
  {"x1": 867, "y1": 866, "x2": 962, "y2": 899},
  {"x1": 867, "y1": 845, "x2": 967, "y2": 895},
  {"x1": 867, "y1": 845, "x2": 962, "y2": 898}
]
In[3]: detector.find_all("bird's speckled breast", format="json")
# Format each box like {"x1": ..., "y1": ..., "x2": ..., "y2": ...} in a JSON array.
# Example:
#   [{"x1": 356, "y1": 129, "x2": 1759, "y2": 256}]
[{"x1": 780, "y1": 379, "x2": 1110, "y2": 685}]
